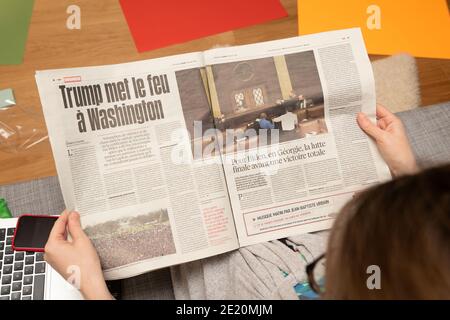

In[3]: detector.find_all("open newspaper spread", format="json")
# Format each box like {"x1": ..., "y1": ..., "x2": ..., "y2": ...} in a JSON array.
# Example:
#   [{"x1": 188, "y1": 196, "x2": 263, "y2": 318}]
[{"x1": 35, "y1": 28, "x2": 391, "y2": 280}]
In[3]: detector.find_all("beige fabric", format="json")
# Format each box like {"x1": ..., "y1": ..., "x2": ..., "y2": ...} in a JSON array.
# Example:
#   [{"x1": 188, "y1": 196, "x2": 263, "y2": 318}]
[{"x1": 372, "y1": 53, "x2": 421, "y2": 113}]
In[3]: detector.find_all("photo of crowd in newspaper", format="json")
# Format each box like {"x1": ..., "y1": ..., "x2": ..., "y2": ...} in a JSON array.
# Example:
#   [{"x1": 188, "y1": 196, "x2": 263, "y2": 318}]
[{"x1": 84, "y1": 209, "x2": 176, "y2": 269}]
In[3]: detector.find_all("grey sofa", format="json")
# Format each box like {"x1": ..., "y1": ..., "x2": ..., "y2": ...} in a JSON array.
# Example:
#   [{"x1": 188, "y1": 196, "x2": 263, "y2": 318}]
[{"x1": 1, "y1": 102, "x2": 449, "y2": 299}]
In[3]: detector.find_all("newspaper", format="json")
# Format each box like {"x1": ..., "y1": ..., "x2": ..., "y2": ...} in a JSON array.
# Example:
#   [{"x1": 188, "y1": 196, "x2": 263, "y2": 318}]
[{"x1": 35, "y1": 28, "x2": 391, "y2": 280}]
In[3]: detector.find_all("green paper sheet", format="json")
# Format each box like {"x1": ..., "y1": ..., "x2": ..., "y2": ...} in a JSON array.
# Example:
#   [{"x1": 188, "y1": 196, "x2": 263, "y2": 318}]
[{"x1": 0, "y1": 0, "x2": 34, "y2": 65}]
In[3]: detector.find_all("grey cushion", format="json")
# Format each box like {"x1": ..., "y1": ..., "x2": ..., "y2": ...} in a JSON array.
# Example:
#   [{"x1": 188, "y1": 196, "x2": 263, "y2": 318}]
[
  {"x1": 1, "y1": 102, "x2": 449, "y2": 299},
  {"x1": 121, "y1": 268, "x2": 174, "y2": 300},
  {"x1": 397, "y1": 101, "x2": 450, "y2": 169},
  {"x1": 0, "y1": 176, "x2": 65, "y2": 217}
]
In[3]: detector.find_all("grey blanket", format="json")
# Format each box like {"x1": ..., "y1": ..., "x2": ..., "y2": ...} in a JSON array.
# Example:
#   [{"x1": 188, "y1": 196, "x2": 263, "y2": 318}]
[{"x1": 171, "y1": 232, "x2": 328, "y2": 299}]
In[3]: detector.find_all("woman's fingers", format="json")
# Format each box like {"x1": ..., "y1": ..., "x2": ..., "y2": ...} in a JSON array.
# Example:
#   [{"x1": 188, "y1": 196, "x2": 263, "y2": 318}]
[
  {"x1": 48, "y1": 210, "x2": 70, "y2": 242},
  {"x1": 376, "y1": 104, "x2": 395, "y2": 120},
  {"x1": 357, "y1": 112, "x2": 385, "y2": 141}
]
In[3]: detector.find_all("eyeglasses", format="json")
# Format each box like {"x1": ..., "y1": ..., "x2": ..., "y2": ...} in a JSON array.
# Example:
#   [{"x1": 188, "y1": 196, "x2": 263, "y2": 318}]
[{"x1": 305, "y1": 253, "x2": 326, "y2": 295}]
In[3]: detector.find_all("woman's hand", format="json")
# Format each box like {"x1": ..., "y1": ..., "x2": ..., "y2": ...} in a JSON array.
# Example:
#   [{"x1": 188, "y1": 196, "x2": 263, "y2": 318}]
[
  {"x1": 357, "y1": 104, "x2": 419, "y2": 177},
  {"x1": 44, "y1": 210, "x2": 113, "y2": 300}
]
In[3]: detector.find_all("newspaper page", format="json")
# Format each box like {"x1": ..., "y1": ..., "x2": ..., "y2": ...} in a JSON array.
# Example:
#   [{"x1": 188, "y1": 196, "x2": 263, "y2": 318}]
[
  {"x1": 35, "y1": 53, "x2": 239, "y2": 280},
  {"x1": 203, "y1": 28, "x2": 391, "y2": 246}
]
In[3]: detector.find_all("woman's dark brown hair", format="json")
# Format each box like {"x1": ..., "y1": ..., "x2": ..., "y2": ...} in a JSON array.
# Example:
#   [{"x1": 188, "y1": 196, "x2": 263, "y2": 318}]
[{"x1": 324, "y1": 164, "x2": 450, "y2": 299}]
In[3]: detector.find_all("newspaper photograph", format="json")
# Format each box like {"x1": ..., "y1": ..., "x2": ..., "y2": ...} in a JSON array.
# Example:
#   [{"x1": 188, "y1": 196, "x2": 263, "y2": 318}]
[{"x1": 207, "y1": 50, "x2": 327, "y2": 154}]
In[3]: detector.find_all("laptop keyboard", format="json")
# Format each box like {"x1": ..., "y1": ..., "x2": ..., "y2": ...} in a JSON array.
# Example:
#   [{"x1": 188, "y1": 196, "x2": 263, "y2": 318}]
[{"x1": 0, "y1": 227, "x2": 46, "y2": 300}]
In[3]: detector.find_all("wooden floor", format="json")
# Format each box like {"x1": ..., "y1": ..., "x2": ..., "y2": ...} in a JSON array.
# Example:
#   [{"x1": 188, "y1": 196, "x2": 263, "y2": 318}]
[{"x1": 0, "y1": 0, "x2": 449, "y2": 185}]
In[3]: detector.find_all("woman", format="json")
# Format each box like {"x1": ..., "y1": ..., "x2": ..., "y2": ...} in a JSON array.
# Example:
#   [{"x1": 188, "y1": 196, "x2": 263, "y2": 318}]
[
  {"x1": 307, "y1": 164, "x2": 450, "y2": 299},
  {"x1": 44, "y1": 105, "x2": 450, "y2": 299}
]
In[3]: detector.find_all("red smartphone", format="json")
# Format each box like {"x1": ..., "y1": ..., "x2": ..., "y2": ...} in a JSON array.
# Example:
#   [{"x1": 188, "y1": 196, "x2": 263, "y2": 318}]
[{"x1": 12, "y1": 214, "x2": 58, "y2": 252}]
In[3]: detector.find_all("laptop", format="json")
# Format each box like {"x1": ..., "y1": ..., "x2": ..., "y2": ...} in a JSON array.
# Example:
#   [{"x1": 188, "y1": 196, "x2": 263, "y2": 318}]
[{"x1": 0, "y1": 218, "x2": 83, "y2": 300}]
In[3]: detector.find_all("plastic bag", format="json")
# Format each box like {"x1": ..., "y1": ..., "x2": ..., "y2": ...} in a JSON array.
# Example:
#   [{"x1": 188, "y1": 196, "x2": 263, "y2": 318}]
[{"x1": 0, "y1": 101, "x2": 48, "y2": 154}]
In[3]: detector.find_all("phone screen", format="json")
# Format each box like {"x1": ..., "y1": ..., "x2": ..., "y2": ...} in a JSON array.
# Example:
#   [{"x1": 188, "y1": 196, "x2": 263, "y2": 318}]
[{"x1": 13, "y1": 215, "x2": 58, "y2": 251}]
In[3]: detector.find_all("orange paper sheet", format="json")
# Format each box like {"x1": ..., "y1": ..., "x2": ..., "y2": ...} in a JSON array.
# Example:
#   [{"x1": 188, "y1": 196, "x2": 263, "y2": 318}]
[{"x1": 298, "y1": 0, "x2": 450, "y2": 59}]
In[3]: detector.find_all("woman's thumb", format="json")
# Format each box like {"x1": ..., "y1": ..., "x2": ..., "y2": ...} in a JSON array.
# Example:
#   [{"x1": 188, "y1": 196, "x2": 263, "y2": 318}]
[{"x1": 67, "y1": 211, "x2": 86, "y2": 240}]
